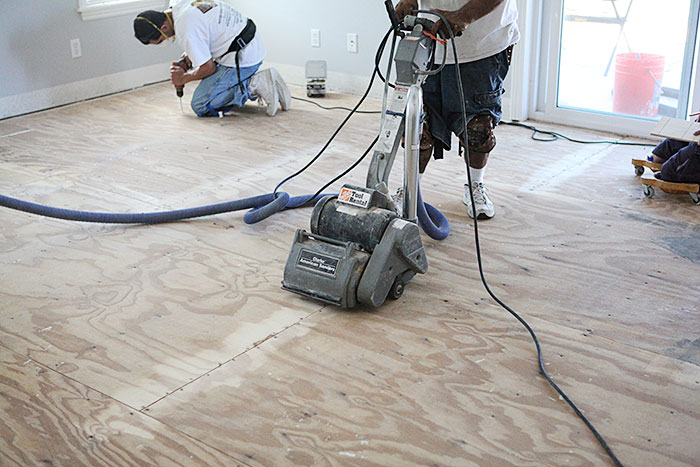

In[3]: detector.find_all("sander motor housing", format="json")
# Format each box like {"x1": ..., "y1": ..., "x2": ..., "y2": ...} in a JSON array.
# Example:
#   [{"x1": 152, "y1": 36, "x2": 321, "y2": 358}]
[{"x1": 282, "y1": 185, "x2": 428, "y2": 308}]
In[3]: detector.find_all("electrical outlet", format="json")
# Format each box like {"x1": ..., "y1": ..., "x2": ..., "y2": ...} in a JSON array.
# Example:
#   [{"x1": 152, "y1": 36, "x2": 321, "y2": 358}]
[
  {"x1": 346, "y1": 33, "x2": 358, "y2": 53},
  {"x1": 311, "y1": 29, "x2": 321, "y2": 47},
  {"x1": 70, "y1": 38, "x2": 82, "y2": 58}
]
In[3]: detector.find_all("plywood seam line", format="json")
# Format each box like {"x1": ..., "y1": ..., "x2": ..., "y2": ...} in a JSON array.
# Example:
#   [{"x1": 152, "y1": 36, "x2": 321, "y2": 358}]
[
  {"x1": 141, "y1": 309, "x2": 326, "y2": 412},
  {"x1": 0, "y1": 8, "x2": 635, "y2": 466},
  {"x1": 0, "y1": 84, "x2": 168, "y2": 123},
  {"x1": 0, "y1": 343, "x2": 250, "y2": 465},
  {"x1": 0, "y1": 129, "x2": 34, "y2": 139}
]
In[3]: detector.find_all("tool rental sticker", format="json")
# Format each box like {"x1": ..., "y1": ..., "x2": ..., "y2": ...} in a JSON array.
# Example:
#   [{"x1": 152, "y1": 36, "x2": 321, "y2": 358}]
[
  {"x1": 338, "y1": 187, "x2": 371, "y2": 209},
  {"x1": 297, "y1": 249, "x2": 339, "y2": 277}
]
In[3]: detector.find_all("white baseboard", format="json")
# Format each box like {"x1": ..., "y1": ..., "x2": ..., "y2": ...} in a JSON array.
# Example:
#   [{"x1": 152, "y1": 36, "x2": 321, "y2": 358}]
[
  {"x1": 0, "y1": 63, "x2": 171, "y2": 120},
  {"x1": 0, "y1": 61, "x2": 383, "y2": 120},
  {"x1": 264, "y1": 62, "x2": 385, "y2": 100}
]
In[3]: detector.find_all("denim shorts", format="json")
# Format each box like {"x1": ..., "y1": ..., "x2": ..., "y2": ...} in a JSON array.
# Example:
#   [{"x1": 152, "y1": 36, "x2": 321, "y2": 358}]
[{"x1": 422, "y1": 47, "x2": 511, "y2": 155}]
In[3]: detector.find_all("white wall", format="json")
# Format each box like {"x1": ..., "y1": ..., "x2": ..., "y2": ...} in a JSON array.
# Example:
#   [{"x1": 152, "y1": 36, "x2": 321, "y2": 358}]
[
  {"x1": 235, "y1": 0, "x2": 531, "y2": 114},
  {"x1": 0, "y1": 0, "x2": 397, "y2": 119},
  {"x1": 0, "y1": 0, "x2": 530, "y2": 119},
  {"x1": 228, "y1": 0, "x2": 394, "y2": 97},
  {"x1": 0, "y1": 0, "x2": 177, "y2": 119}
]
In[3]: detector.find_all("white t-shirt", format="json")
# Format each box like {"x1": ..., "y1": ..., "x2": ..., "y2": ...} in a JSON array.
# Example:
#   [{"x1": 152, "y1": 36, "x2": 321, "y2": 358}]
[
  {"x1": 170, "y1": 0, "x2": 265, "y2": 69},
  {"x1": 419, "y1": 0, "x2": 519, "y2": 64}
]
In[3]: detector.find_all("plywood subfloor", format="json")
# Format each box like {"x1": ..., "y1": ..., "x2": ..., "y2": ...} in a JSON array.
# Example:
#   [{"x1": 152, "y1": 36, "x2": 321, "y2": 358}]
[{"x1": 1, "y1": 83, "x2": 699, "y2": 466}]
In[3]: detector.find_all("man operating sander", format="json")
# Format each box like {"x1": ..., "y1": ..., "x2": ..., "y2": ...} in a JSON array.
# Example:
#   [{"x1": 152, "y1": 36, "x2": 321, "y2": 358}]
[{"x1": 394, "y1": 0, "x2": 519, "y2": 219}]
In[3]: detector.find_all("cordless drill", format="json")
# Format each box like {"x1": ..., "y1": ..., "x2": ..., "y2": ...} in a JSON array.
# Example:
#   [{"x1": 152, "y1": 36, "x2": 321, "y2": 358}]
[{"x1": 175, "y1": 57, "x2": 189, "y2": 97}]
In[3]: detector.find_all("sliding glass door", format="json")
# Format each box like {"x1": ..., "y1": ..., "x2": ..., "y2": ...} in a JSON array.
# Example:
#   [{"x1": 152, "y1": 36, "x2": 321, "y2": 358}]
[{"x1": 532, "y1": 0, "x2": 699, "y2": 137}]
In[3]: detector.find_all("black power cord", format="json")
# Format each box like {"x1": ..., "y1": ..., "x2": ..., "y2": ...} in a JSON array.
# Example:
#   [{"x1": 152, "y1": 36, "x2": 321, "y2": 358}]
[
  {"x1": 291, "y1": 96, "x2": 381, "y2": 114},
  {"x1": 307, "y1": 136, "x2": 380, "y2": 202},
  {"x1": 273, "y1": 28, "x2": 394, "y2": 202},
  {"x1": 283, "y1": 14, "x2": 624, "y2": 463},
  {"x1": 416, "y1": 9, "x2": 625, "y2": 467},
  {"x1": 289, "y1": 100, "x2": 656, "y2": 149},
  {"x1": 281, "y1": 15, "x2": 453, "y2": 199},
  {"x1": 502, "y1": 120, "x2": 656, "y2": 147},
  {"x1": 283, "y1": 20, "x2": 448, "y2": 202}
]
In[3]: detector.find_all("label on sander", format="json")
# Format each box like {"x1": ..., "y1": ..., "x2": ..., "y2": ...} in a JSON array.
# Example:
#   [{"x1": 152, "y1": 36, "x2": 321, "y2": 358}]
[
  {"x1": 376, "y1": 86, "x2": 408, "y2": 153},
  {"x1": 297, "y1": 249, "x2": 339, "y2": 277},
  {"x1": 338, "y1": 186, "x2": 372, "y2": 209}
]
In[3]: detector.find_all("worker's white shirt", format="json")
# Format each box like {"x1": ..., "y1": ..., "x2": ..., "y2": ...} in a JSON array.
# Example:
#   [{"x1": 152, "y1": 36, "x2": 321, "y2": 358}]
[
  {"x1": 169, "y1": 0, "x2": 265, "y2": 69},
  {"x1": 419, "y1": 0, "x2": 520, "y2": 63}
]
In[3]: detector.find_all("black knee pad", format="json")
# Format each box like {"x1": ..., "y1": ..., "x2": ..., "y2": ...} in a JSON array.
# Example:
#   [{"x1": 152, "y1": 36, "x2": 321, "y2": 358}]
[{"x1": 466, "y1": 115, "x2": 496, "y2": 154}]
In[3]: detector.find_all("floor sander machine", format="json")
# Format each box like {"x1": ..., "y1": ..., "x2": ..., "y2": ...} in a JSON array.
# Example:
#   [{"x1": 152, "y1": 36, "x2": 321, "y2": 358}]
[{"x1": 282, "y1": 4, "x2": 440, "y2": 308}]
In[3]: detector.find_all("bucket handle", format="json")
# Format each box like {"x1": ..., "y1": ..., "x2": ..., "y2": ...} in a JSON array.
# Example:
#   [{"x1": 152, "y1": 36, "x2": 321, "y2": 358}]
[{"x1": 648, "y1": 68, "x2": 664, "y2": 87}]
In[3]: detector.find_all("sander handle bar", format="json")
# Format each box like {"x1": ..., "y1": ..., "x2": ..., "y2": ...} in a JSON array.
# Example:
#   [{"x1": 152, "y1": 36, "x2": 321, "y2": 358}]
[
  {"x1": 384, "y1": 0, "x2": 402, "y2": 35},
  {"x1": 384, "y1": 0, "x2": 437, "y2": 34},
  {"x1": 365, "y1": 22, "x2": 434, "y2": 218}
]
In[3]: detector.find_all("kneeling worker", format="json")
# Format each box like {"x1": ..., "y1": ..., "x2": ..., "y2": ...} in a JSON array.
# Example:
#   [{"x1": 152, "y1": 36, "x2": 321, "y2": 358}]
[{"x1": 134, "y1": 1, "x2": 290, "y2": 117}]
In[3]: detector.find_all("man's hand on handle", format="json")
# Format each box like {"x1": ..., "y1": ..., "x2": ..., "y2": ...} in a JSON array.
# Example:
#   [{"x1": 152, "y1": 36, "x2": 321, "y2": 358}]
[
  {"x1": 394, "y1": 1, "x2": 467, "y2": 38},
  {"x1": 429, "y1": 8, "x2": 468, "y2": 38},
  {"x1": 428, "y1": 1, "x2": 505, "y2": 39},
  {"x1": 395, "y1": 0, "x2": 418, "y2": 22}
]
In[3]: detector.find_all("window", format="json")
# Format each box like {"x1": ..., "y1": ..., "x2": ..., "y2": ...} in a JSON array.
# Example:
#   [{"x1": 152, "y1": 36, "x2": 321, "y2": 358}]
[
  {"x1": 77, "y1": 0, "x2": 168, "y2": 21},
  {"x1": 555, "y1": 0, "x2": 696, "y2": 120},
  {"x1": 521, "y1": 0, "x2": 700, "y2": 139}
]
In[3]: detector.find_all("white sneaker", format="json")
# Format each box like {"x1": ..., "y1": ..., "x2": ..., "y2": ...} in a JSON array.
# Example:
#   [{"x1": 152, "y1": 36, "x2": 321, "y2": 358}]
[
  {"x1": 249, "y1": 69, "x2": 279, "y2": 116},
  {"x1": 463, "y1": 181, "x2": 495, "y2": 219},
  {"x1": 270, "y1": 68, "x2": 291, "y2": 111}
]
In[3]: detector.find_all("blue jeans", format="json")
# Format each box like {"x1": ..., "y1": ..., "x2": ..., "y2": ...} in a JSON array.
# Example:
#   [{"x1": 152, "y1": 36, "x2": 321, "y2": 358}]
[{"x1": 191, "y1": 62, "x2": 262, "y2": 117}]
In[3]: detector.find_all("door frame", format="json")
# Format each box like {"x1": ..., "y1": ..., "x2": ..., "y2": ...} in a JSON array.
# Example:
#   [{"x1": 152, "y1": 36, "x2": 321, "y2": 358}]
[{"x1": 504, "y1": 0, "x2": 700, "y2": 139}]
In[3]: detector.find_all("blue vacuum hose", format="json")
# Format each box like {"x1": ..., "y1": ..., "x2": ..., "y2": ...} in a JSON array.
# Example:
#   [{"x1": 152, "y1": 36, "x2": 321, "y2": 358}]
[
  {"x1": 0, "y1": 192, "x2": 326, "y2": 225},
  {"x1": 416, "y1": 188, "x2": 450, "y2": 240},
  {"x1": 0, "y1": 190, "x2": 449, "y2": 238}
]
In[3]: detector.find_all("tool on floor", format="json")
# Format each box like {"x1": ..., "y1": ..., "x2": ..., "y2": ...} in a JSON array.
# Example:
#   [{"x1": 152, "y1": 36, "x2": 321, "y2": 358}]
[
  {"x1": 305, "y1": 60, "x2": 327, "y2": 98},
  {"x1": 281, "y1": 2, "x2": 439, "y2": 308}
]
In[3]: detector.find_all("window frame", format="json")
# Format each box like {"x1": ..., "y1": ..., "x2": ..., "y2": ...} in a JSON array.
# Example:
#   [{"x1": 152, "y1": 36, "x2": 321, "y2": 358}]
[{"x1": 77, "y1": 0, "x2": 168, "y2": 21}]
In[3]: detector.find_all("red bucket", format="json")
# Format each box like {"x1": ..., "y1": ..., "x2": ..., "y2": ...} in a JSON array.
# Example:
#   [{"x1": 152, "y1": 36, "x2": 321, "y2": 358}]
[{"x1": 613, "y1": 53, "x2": 665, "y2": 117}]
